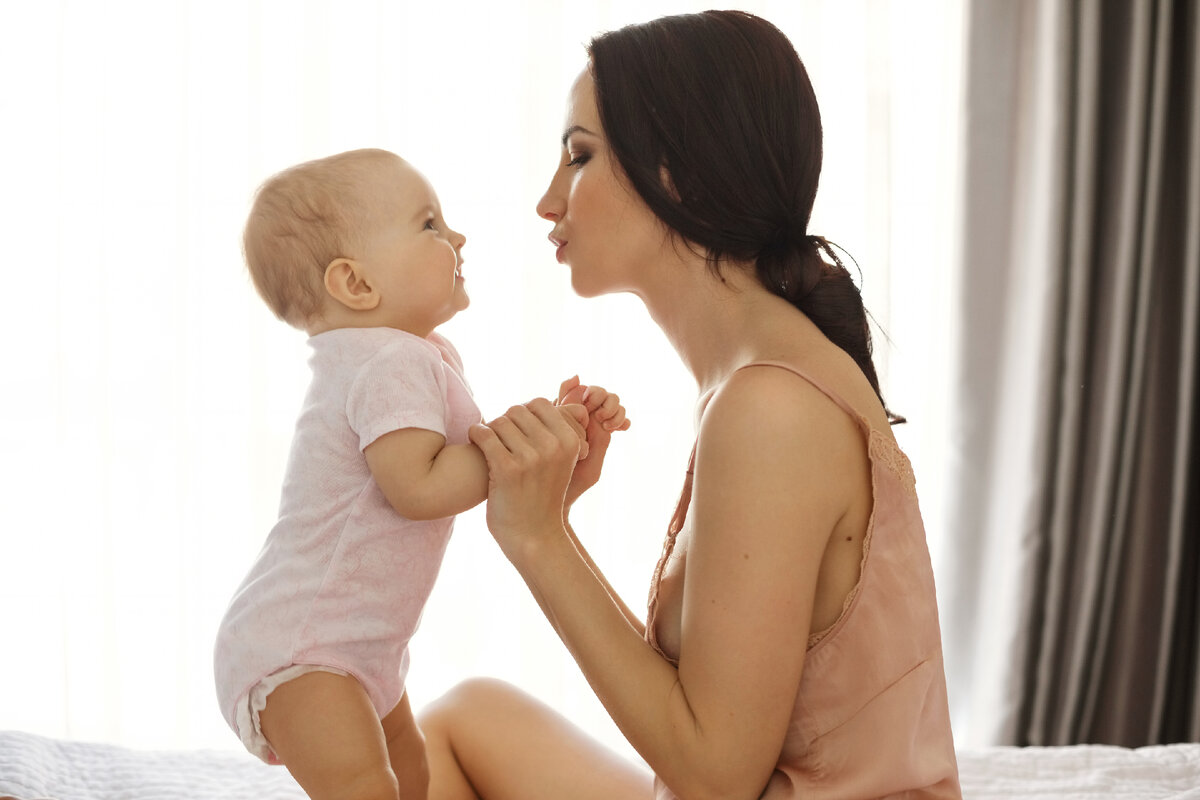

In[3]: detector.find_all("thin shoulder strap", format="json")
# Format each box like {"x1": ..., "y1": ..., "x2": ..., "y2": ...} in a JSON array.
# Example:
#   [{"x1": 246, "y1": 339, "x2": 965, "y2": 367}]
[{"x1": 735, "y1": 360, "x2": 869, "y2": 430}]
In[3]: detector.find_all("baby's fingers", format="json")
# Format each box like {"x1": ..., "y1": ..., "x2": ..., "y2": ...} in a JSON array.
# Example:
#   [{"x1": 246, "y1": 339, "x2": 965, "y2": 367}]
[
  {"x1": 594, "y1": 393, "x2": 631, "y2": 431},
  {"x1": 603, "y1": 412, "x2": 630, "y2": 432},
  {"x1": 578, "y1": 385, "x2": 613, "y2": 414}
]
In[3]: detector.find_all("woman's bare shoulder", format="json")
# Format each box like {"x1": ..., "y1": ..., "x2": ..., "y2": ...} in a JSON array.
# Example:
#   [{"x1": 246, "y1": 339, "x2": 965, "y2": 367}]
[
  {"x1": 701, "y1": 362, "x2": 856, "y2": 440},
  {"x1": 695, "y1": 365, "x2": 865, "y2": 504}
]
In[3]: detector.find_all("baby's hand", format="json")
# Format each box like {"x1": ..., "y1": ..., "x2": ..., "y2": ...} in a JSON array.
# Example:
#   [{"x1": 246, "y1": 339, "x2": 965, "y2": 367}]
[
  {"x1": 557, "y1": 375, "x2": 631, "y2": 433},
  {"x1": 556, "y1": 376, "x2": 630, "y2": 509}
]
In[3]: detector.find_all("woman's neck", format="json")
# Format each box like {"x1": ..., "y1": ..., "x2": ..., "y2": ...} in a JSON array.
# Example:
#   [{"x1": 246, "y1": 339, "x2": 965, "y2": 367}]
[{"x1": 637, "y1": 260, "x2": 798, "y2": 399}]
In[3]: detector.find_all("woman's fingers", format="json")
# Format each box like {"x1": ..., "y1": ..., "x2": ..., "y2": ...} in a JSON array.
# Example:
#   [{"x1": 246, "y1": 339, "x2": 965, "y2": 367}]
[
  {"x1": 526, "y1": 398, "x2": 589, "y2": 460},
  {"x1": 501, "y1": 402, "x2": 571, "y2": 450},
  {"x1": 483, "y1": 408, "x2": 546, "y2": 471},
  {"x1": 468, "y1": 422, "x2": 509, "y2": 469},
  {"x1": 478, "y1": 400, "x2": 589, "y2": 463},
  {"x1": 559, "y1": 384, "x2": 588, "y2": 408},
  {"x1": 555, "y1": 402, "x2": 589, "y2": 433},
  {"x1": 557, "y1": 375, "x2": 582, "y2": 404}
]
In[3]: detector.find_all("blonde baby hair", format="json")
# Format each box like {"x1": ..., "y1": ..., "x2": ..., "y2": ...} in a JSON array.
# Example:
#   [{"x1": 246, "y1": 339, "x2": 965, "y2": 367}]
[{"x1": 243, "y1": 148, "x2": 398, "y2": 329}]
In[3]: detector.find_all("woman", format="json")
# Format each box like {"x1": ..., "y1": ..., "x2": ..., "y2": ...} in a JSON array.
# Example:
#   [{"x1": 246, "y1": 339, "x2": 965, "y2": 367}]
[{"x1": 420, "y1": 11, "x2": 960, "y2": 800}]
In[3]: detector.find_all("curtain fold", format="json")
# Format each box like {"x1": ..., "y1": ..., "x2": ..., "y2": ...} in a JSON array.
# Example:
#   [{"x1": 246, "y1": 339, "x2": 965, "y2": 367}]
[{"x1": 952, "y1": 0, "x2": 1199, "y2": 746}]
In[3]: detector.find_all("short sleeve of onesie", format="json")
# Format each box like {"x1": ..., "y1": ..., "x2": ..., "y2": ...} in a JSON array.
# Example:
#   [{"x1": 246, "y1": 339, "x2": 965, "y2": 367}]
[{"x1": 345, "y1": 336, "x2": 448, "y2": 451}]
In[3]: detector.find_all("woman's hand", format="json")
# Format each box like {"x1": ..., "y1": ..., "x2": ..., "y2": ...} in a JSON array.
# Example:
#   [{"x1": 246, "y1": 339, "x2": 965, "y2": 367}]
[
  {"x1": 468, "y1": 398, "x2": 589, "y2": 559},
  {"x1": 557, "y1": 375, "x2": 631, "y2": 510}
]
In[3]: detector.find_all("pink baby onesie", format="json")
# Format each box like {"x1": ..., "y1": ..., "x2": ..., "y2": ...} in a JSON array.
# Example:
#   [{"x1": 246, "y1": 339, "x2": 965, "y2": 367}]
[{"x1": 213, "y1": 326, "x2": 481, "y2": 762}]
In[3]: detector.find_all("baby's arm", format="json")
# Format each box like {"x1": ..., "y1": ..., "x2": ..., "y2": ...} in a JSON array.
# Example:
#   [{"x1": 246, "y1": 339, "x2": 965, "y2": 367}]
[
  {"x1": 364, "y1": 429, "x2": 488, "y2": 521},
  {"x1": 365, "y1": 402, "x2": 589, "y2": 521}
]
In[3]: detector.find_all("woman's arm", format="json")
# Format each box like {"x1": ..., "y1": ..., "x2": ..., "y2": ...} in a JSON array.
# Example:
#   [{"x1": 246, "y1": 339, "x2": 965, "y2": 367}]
[
  {"x1": 470, "y1": 372, "x2": 862, "y2": 800},
  {"x1": 563, "y1": 517, "x2": 645, "y2": 637},
  {"x1": 556, "y1": 378, "x2": 644, "y2": 634}
]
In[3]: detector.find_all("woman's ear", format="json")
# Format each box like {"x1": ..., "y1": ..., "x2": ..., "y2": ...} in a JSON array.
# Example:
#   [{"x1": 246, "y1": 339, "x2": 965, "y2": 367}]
[
  {"x1": 659, "y1": 163, "x2": 680, "y2": 202},
  {"x1": 324, "y1": 258, "x2": 380, "y2": 311}
]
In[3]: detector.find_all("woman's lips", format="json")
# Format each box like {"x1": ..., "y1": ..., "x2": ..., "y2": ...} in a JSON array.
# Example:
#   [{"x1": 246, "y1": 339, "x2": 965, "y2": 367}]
[{"x1": 549, "y1": 233, "x2": 567, "y2": 263}]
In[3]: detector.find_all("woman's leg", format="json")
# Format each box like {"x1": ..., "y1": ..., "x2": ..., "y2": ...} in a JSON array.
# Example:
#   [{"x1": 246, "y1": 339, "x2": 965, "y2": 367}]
[{"x1": 419, "y1": 678, "x2": 654, "y2": 800}]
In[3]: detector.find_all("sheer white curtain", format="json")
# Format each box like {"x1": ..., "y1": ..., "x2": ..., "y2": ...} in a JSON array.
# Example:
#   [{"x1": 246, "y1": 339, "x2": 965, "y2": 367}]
[{"x1": 0, "y1": 0, "x2": 964, "y2": 758}]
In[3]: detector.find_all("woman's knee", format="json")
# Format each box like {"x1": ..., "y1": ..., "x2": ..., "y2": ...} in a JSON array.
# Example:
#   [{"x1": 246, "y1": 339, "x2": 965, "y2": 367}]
[{"x1": 419, "y1": 677, "x2": 524, "y2": 732}]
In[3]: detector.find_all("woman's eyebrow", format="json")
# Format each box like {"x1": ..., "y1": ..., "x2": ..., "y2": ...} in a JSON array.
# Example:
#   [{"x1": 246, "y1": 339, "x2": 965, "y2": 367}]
[{"x1": 561, "y1": 125, "x2": 598, "y2": 147}]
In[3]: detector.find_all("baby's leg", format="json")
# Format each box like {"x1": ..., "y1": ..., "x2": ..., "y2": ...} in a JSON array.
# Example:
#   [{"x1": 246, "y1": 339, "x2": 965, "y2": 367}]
[
  {"x1": 382, "y1": 690, "x2": 429, "y2": 799},
  {"x1": 259, "y1": 670, "x2": 399, "y2": 800}
]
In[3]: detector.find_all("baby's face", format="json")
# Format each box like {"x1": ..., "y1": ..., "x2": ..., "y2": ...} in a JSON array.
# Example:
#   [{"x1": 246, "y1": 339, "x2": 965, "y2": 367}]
[{"x1": 354, "y1": 157, "x2": 469, "y2": 336}]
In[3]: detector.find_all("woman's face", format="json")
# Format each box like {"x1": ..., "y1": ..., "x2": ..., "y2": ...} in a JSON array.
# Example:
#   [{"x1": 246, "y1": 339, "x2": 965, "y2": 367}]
[{"x1": 536, "y1": 69, "x2": 669, "y2": 298}]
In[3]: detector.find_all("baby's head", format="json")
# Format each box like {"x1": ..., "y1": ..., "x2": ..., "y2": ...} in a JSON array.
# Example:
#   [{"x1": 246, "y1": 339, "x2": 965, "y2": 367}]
[{"x1": 243, "y1": 148, "x2": 467, "y2": 335}]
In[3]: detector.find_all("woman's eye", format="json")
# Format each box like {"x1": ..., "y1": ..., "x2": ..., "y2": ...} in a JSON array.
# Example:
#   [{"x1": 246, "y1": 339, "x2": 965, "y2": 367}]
[{"x1": 566, "y1": 152, "x2": 591, "y2": 168}]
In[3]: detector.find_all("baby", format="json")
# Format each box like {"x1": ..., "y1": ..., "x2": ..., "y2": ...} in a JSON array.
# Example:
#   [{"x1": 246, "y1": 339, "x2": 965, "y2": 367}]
[{"x1": 213, "y1": 148, "x2": 626, "y2": 799}]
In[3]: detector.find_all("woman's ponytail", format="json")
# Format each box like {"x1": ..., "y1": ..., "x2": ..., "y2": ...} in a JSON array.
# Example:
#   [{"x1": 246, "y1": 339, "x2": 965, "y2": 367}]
[{"x1": 758, "y1": 235, "x2": 904, "y2": 424}]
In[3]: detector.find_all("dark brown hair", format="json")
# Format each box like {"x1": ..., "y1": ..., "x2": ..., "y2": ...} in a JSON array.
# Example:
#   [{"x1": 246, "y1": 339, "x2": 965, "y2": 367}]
[{"x1": 588, "y1": 11, "x2": 901, "y2": 421}]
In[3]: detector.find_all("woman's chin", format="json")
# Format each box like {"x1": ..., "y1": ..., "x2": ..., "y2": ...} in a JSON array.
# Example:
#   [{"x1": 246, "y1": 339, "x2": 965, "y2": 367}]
[
  {"x1": 569, "y1": 272, "x2": 617, "y2": 299},
  {"x1": 568, "y1": 274, "x2": 594, "y2": 297}
]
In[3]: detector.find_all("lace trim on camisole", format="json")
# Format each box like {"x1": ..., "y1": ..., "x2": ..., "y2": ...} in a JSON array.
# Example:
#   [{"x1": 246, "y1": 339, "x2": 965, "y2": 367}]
[
  {"x1": 869, "y1": 428, "x2": 917, "y2": 496},
  {"x1": 644, "y1": 447, "x2": 694, "y2": 664},
  {"x1": 644, "y1": 362, "x2": 917, "y2": 664}
]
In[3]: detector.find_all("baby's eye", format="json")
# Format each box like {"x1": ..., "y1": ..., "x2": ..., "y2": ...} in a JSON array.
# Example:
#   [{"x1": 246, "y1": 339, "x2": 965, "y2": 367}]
[{"x1": 424, "y1": 219, "x2": 437, "y2": 231}]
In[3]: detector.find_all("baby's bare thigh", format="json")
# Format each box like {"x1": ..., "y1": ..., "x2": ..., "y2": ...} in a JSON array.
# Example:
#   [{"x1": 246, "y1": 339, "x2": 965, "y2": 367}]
[
  {"x1": 420, "y1": 678, "x2": 653, "y2": 800},
  {"x1": 259, "y1": 671, "x2": 397, "y2": 800},
  {"x1": 382, "y1": 691, "x2": 429, "y2": 799}
]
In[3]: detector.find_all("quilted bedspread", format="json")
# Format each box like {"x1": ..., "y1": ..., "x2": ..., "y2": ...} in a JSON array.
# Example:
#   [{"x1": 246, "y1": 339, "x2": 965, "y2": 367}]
[{"x1": 3, "y1": 730, "x2": 1200, "y2": 799}]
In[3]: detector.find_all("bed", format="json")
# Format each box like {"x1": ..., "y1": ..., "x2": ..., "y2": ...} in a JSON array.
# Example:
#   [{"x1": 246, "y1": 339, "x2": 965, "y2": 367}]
[
  {"x1": 956, "y1": 743, "x2": 1200, "y2": 798},
  {"x1": 2, "y1": 730, "x2": 1199, "y2": 799}
]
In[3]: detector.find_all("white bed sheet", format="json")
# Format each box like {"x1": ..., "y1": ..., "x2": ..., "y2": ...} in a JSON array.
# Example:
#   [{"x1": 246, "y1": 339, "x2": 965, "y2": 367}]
[
  {"x1": 0, "y1": 731, "x2": 305, "y2": 800},
  {"x1": 957, "y1": 744, "x2": 1200, "y2": 799},
  {"x1": 3, "y1": 730, "x2": 1200, "y2": 799}
]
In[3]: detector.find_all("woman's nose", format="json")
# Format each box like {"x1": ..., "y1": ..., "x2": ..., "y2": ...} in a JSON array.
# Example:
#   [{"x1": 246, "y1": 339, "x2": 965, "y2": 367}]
[
  {"x1": 536, "y1": 176, "x2": 564, "y2": 221},
  {"x1": 536, "y1": 195, "x2": 559, "y2": 221}
]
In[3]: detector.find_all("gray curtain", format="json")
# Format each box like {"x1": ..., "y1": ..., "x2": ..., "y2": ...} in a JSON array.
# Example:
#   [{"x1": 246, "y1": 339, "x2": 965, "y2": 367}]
[{"x1": 947, "y1": 0, "x2": 1199, "y2": 746}]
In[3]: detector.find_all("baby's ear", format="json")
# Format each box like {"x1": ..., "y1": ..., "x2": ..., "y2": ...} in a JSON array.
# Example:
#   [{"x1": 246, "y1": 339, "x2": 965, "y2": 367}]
[{"x1": 323, "y1": 258, "x2": 380, "y2": 311}]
